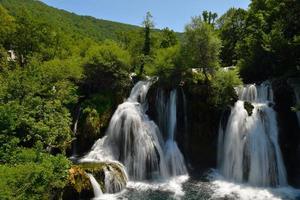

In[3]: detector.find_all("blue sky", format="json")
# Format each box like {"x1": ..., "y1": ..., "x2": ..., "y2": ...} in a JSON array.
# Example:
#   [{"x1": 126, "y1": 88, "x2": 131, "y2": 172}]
[{"x1": 42, "y1": 0, "x2": 250, "y2": 32}]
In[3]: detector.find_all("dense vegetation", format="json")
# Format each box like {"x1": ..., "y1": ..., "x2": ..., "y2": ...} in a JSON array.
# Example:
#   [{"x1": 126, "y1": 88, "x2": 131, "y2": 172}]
[{"x1": 0, "y1": 0, "x2": 299, "y2": 199}]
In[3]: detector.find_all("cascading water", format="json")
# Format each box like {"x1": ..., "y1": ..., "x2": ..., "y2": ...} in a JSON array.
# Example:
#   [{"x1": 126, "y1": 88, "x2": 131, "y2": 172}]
[
  {"x1": 71, "y1": 106, "x2": 81, "y2": 157},
  {"x1": 82, "y1": 78, "x2": 189, "y2": 183},
  {"x1": 218, "y1": 81, "x2": 287, "y2": 187},
  {"x1": 163, "y1": 89, "x2": 187, "y2": 176},
  {"x1": 87, "y1": 173, "x2": 103, "y2": 198},
  {"x1": 81, "y1": 79, "x2": 167, "y2": 180}
]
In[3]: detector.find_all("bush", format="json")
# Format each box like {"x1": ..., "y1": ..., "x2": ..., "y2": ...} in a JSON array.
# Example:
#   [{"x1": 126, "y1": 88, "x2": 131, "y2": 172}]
[
  {"x1": 210, "y1": 69, "x2": 242, "y2": 108},
  {"x1": 81, "y1": 40, "x2": 132, "y2": 96},
  {"x1": 0, "y1": 149, "x2": 70, "y2": 200}
]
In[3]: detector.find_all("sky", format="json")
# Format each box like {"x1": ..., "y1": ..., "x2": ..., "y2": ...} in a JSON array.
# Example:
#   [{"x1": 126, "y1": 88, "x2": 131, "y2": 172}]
[{"x1": 41, "y1": 0, "x2": 250, "y2": 32}]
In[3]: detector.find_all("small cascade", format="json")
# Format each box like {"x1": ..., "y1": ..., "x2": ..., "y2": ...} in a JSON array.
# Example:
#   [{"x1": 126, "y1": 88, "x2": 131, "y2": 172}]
[
  {"x1": 71, "y1": 106, "x2": 81, "y2": 157},
  {"x1": 103, "y1": 161, "x2": 129, "y2": 193},
  {"x1": 81, "y1": 78, "x2": 169, "y2": 180},
  {"x1": 87, "y1": 173, "x2": 103, "y2": 198},
  {"x1": 156, "y1": 89, "x2": 187, "y2": 176},
  {"x1": 164, "y1": 89, "x2": 187, "y2": 176},
  {"x1": 218, "y1": 81, "x2": 287, "y2": 187}
]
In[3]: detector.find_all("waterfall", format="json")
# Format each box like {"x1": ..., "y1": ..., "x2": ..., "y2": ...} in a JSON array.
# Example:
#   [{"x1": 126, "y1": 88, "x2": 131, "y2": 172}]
[
  {"x1": 87, "y1": 173, "x2": 103, "y2": 198},
  {"x1": 103, "y1": 161, "x2": 129, "y2": 193},
  {"x1": 71, "y1": 106, "x2": 81, "y2": 157},
  {"x1": 81, "y1": 78, "x2": 169, "y2": 180},
  {"x1": 157, "y1": 89, "x2": 187, "y2": 176},
  {"x1": 218, "y1": 81, "x2": 287, "y2": 187}
]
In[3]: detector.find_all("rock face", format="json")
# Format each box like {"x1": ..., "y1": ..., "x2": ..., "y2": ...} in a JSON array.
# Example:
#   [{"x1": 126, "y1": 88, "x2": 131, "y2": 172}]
[
  {"x1": 273, "y1": 79, "x2": 300, "y2": 188},
  {"x1": 243, "y1": 101, "x2": 254, "y2": 116},
  {"x1": 62, "y1": 166, "x2": 93, "y2": 200},
  {"x1": 80, "y1": 162, "x2": 128, "y2": 194},
  {"x1": 62, "y1": 162, "x2": 128, "y2": 199}
]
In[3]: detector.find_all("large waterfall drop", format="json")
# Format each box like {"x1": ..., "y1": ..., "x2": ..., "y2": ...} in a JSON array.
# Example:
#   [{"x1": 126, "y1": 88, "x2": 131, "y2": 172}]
[
  {"x1": 81, "y1": 78, "x2": 187, "y2": 186},
  {"x1": 218, "y1": 81, "x2": 287, "y2": 187}
]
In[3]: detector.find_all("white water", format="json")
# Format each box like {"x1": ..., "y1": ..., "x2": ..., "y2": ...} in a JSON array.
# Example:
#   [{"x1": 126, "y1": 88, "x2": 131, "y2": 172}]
[
  {"x1": 103, "y1": 161, "x2": 129, "y2": 193},
  {"x1": 209, "y1": 170, "x2": 300, "y2": 200},
  {"x1": 164, "y1": 89, "x2": 187, "y2": 176},
  {"x1": 87, "y1": 173, "x2": 103, "y2": 198},
  {"x1": 218, "y1": 81, "x2": 287, "y2": 187},
  {"x1": 82, "y1": 78, "x2": 168, "y2": 180},
  {"x1": 71, "y1": 106, "x2": 81, "y2": 157},
  {"x1": 82, "y1": 79, "x2": 187, "y2": 183}
]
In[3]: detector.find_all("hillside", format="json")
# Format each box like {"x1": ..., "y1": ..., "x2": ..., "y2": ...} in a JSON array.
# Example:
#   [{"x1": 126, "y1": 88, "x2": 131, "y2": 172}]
[{"x1": 0, "y1": 0, "x2": 142, "y2": 41}]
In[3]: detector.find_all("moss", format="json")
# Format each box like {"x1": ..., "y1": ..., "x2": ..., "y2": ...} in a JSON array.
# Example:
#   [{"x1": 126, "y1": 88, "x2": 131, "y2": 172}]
[
  {"x1": 78, "y1": 162, "x2": 128, "y2": 193},
  {"x1": 244, "y1": 101, "x2": 254, "y2": 116},
  {"x1": 67, "y1": 166, "x2": 92, "y2": 193}
]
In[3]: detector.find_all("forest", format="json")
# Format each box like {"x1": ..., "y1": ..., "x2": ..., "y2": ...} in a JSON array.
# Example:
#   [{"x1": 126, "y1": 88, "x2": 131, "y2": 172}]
[{"x1": 0, "y1": 0, "x2": 300, "y2": 199}]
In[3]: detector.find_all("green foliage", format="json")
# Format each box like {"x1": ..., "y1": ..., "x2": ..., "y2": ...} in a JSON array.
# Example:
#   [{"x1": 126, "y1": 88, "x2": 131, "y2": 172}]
[
  {"x1": 140, "y1": 12, "x2": 154, "y2": 75},
  {"x1": 0, "y1": 149, "x2": 70, "y2": 200},
  {"x1": 217, "y1": 8, "x2": 247, "y2": 67},
  {"x1": 210, "y1": 69, "x2": 242, "y2": 109},
  {"x1": 0, "y1": 5, "x2": 15, "y2": 47},
  {"x1": 151, "y1": 45, "x2": 180, "y2": 77},
  {"x1": 0, "y1": 0, "x2": 141, "y2": 42},
  {"x1": 159, "y1": 28, "x2": 178, "y2": 48},
  {"x1": 0, "y1": 59, "x2": 78, "y2": 151},
  {"x1": 82, "y1": 40, "x2": 131, "y2": 95},
  {"x1": 0, "y1": 46, "x2": 9, "y2": 70},
  {"x1": 233, "y1": 0, "x2": 300, "y2": 82},
  {"x1": 202, "y1": 10, "x2": 218, "y2": 25},
  {"x1": 182, "y1": 16, "x2": 221, "y2": 78}
]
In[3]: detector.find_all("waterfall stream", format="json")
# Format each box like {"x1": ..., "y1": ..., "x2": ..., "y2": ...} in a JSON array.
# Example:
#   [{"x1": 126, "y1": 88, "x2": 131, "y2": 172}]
[
  {"x1": 218, "y1": 81, "x2": 287, "y2": 187},
  {"x1": 163, "y1": 89, "x2": 187, "y2": 176},
  {"x1": 87, "y1": 173, "x2": 103, "y2": 198},
  {"x1": 81, "y1": 78, "x2": 188, "y2": 199}
]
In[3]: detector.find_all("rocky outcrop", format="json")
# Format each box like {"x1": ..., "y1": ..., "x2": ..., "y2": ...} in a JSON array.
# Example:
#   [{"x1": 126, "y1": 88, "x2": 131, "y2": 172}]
[
  {"x1": 62, "y1": 162, "x2": 128, "y2": 199},
  {"x1": 79, "y1": 162, "x2": 128, "y2": 194},
  {"x1": 273, "y1": 78, "x2": 300, "y2": 188}
]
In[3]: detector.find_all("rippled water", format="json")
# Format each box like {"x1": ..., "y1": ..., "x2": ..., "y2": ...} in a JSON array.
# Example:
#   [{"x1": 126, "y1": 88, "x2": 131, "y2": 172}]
[{"x1": 91, "y1": 170, "x2": 300, "y2": 200}]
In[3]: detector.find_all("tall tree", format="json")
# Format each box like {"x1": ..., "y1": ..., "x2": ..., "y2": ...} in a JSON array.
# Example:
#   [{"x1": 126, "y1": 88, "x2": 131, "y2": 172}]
[
  {"x1": 0, "y1": 5, "x2": 15, "y2": 48},
  {"x1": 236, "y1": 0, "x2": 300, "y2": 82},
  {"x1": 140, "y1": 11, "x2": 154, "y2": 75},
  {"x1": 217, "y1": 8, "x2": 247, "y2": 67},
  {"x1": 182, "y1": 16, "x2": 221, "y2": 79},
  {"x1": 159, "y1": 27, "x2": 178, "y2": 48},
  {"x1": 202, "y1": 10, "x2": 218, "y2": 25}
]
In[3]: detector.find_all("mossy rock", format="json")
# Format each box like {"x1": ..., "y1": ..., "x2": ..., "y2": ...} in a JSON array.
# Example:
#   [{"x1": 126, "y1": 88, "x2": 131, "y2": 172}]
[
  {"x1": 62, "y1": 166, "x2": 93, "y2": 200},
  {"x1": 244, "y1": 101, "x2": 254, "y2": 116},
  {"x1": 79, "y1": 161, "x2": 128, "y2": 193}
]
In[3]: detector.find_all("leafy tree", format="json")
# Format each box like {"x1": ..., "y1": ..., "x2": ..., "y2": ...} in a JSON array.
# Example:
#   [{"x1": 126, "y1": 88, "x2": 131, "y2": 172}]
[
  {"x1": 211, "y1": 69, "x2": 242, "y2": 108},
  {"x1": 0, "y1": 149, "x2": 70, "y2": 200},
  {"x1": 81, "y1": 40, "x2": 131, "y2": 96},
  {"x1": 0, "y1": 58, "x2": 79, "y2": 152},
  {"x1": 217, "y1": 8, "x2": 247, "y2": 67},
  {"x1": 140, "y1": 11, "x2": 154, "y2": 75},
  {"x1": 152, "y1": 45, "x2": 180, "y2": 76},
  {"x1": 236, "y1": 0, "x2": 300, "y2": 82},
  {"x1": 159, "y1": 27, "x2": 178, "y2": 48},
  {"x1": 182, "y1": 16, "x2": 221, "y2": 79},
  {"x1": 202, "y1": 10, "x2": 218, "y2": 25},
  {"x1": 0, "y1": 5, "x2": 15, "y2": 47}
]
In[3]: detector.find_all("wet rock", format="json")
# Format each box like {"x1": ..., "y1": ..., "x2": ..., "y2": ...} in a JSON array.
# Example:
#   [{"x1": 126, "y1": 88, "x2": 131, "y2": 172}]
[{"x1": 244, "y1": 101, "x2": 254, "y2": 116}]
